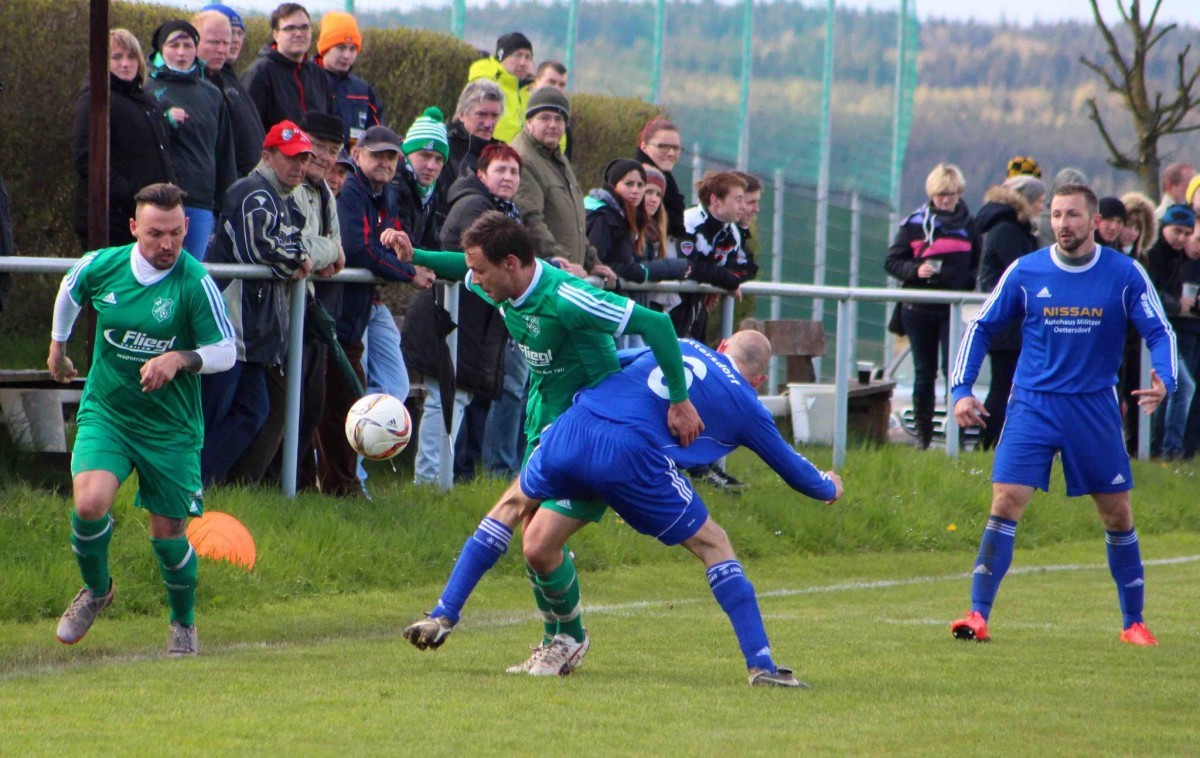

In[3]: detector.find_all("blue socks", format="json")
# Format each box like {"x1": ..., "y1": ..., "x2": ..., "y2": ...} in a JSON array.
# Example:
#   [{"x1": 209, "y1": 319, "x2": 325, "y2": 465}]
[
  {"x1": 970, "y1": 516, "x2": 1017, "y2": 620},
  {"x1": 707, "y1": 559, "x2": 775, "y2": 673},
  {"x1": 1106, "y1": 528, "x2": 1144, "y2": 629},
  {"x1": 432, "y1": 517, "x2": 512, "y2": 624}
]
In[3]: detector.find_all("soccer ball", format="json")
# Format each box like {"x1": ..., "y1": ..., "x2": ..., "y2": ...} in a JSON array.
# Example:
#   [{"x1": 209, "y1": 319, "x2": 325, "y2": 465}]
[{"x1": 345, "y1": 393, "x2": 413, "y2": 460}]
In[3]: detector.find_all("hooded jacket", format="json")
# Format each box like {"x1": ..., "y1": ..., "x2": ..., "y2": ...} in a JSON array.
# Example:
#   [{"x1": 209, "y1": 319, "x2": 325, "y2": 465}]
[
  {"x1": 316, "y1": 59, "x2": 383, "y2": 144},
  {"x1": 207, "y1": 62, "x2": 267, "y2": 177},
  {"x1": 585, "y1": 188, "x2": 687, "y2": 284},
  {"x1": 207, "y1": 162, "x2": 308, "y2": 364},
  {"x1": 240, "y1": 45, "x2": 332, "y2": 130},
  {"x1": 678, "y1": 205, "x2": 743, "y2": 292},
  {"x1": 467, "y1": 56, "x2": 526, "y2": 144},
  {"x1": 885, "y1": 199, "x2": 981, "y2": 312},
  {"x1": 435, "y1": 118, "x2": 502, "y2": 226},
  {"x1": 334, "y1": 166, "x2": 416, "y2": 344},
  {"x1": 72, "y1": 73, "x2": 177, "y2": 246},
  {"x1": 512, "y1": 129, "x2": 597, "y2": 270},
  {"x1": 975, "y1": 185, "x2": 1042, "y2": 351},
  {"x1": 402, "y1": 173, "x2": 511, "y2": 398},
  {"x1": 1146, "y1": 235, "x2": 1187, "y2": 320},
  {"x1": 636, "y1": 147, "x2": 686, "y2": 239},
  {"x1": 145, "y1": 61, "x2": 237, "y2": 212}
]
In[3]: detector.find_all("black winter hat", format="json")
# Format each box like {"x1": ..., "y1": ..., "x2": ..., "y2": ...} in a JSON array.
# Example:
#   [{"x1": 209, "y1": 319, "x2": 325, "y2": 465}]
[
  {"x1": 151, "y1": 20, "x2": 200, "y2": 55},
  {"x1": 300, "y1": 111, "x2": 345, "y2": 144},
  {"x1": 496, "y1": 32, "x2": 532, "y2": 61},
  {"x1": 1098, "y1": 196, "x2": 1127, "y2": 222}
]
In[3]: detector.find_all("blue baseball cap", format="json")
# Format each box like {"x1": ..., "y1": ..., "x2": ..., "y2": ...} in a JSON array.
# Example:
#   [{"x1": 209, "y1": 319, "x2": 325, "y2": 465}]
[
  {"x1": 201, "y1": 4, "x2": 245, "y2": 30},
  {"x1": 1163, "y1": 203, "x2": 1196, "y2": 229}
]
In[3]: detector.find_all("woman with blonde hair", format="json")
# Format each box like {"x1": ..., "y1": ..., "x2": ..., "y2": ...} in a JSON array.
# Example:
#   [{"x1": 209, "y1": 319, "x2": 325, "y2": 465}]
[
  {"x1": 885, "y1": 162, "x2": 981, "y2": 448},
  {"x1": 71, "y1": 29, "x2": 176, "y2": 249},
  {"x1": 1120, "y1": 191, "x2": 1156, "y2": 261}
]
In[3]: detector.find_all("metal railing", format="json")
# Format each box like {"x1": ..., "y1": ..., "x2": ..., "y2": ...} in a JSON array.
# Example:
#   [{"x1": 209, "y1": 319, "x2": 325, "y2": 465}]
[{"x1": 0, "y1": 257, "x2": 1156, "y2": 495}]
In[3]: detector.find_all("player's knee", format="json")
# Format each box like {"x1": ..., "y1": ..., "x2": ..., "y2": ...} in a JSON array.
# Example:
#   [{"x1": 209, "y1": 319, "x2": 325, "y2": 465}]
[
  {"x1": 522, "y1": 536, "x2": 559, "y2": 574},
  {"x1": 72, "y1": 497, "x2": 110, "y2": 521}
]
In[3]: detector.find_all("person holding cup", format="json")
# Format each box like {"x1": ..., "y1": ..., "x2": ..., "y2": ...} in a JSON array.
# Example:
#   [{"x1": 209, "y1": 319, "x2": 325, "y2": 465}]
[{"x1": 885, "y1": 163, "x2": 982, "y2": 449}]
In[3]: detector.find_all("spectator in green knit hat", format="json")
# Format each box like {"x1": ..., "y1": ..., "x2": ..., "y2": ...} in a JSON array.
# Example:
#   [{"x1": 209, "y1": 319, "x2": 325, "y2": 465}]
[{"x1": 403, "y1": 106, "x2": 449, "y2": 200}]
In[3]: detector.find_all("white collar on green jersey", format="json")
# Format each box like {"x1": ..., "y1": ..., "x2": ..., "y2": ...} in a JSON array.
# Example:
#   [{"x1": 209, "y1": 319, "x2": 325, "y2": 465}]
[
  {"x1": 130, "y1": 245, "x2": 177, "y2": 286},
  {"x1": 509, "y1": 258, "x2": 547, "y2": 308}
]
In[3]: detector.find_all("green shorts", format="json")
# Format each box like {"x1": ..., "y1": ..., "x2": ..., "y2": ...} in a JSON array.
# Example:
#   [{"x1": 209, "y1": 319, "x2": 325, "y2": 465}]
[{"x1": 71, "y1": 422, "x2": 204, "y2": 520}]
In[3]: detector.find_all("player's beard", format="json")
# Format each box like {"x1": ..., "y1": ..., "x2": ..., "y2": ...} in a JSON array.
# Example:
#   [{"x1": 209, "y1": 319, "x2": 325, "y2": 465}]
[{"x1": 1057, "y1": 231, "x2": 1084, "y2": 253}]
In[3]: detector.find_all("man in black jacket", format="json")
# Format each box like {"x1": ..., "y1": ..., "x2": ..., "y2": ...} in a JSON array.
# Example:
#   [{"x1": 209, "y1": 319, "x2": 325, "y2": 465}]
[
  {"x1": 201, "y1": 120, "x2": 314, "y2": 485},
  {"x1": 195, "y1": 9, "x2": 264, "y2": 177},
  {"x1": 240, "y1": 3, "x2": 331, "y2": 129},
  {"x1": 436, "y1": 80, "x2": 504, "y2": 227}
]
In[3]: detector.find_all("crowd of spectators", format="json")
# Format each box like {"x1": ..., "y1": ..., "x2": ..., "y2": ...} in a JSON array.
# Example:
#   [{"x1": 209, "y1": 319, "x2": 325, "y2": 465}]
[
  {"x1": 891, "y1": 155, "x2": 1200, "y2": 459},
  {"x1": 65, "y1": 5, "x2": 762, "y2": 497}
]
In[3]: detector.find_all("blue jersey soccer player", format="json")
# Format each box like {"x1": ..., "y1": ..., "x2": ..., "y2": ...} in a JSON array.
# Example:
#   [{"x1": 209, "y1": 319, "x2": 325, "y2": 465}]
[
  {"x1": 409, "y1": 330, "x2": 842, "y2": 687},
  {"x1": 948, "y1": 183, "x2": 1176, "y2": 646}
]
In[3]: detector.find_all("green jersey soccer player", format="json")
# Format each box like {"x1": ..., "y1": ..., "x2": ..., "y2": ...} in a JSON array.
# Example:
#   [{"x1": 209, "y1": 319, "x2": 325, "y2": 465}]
[
  {"x1": 385, "y1": 212, "x2": 702, "y2": 674},
  {"x1": 48, "y1": 184, "x2": 236, "y2": 656}
]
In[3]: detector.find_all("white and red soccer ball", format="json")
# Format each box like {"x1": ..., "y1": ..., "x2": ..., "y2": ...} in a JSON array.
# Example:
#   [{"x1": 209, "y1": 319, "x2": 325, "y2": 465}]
[{"x1": 344, "y1": 393, "x2": 413, "y2": 460}]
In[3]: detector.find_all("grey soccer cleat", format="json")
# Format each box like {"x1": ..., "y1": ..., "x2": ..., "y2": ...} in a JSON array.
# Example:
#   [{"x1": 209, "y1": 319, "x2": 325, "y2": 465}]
[
  {"x1": 505, "y1": 642, "x2": 552, "y2": 674},
  {"x1": 527, "y1": 632, "x2": 590, "y2": 677},
  {"x1": 56, "y1": 581, "x2": 115, "y2": 645},
  {"x1": 402, "y1": 613, "x2": 455, "y2": 650},
  {"x1": 748, "y1": 666, "x2": 811, "y2": 689},
  {"x1": 167, "y1": 621, "x2": 199, "y2": 657}
]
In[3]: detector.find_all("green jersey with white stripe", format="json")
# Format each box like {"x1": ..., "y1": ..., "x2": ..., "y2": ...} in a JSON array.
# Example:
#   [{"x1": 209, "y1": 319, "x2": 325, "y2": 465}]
[{"x1": 65, "y1": 245, "x2": 233, "y2": 449}]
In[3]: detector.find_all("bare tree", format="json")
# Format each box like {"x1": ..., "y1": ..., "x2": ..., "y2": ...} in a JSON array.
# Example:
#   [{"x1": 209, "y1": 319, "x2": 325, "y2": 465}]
[{"x1": 1082, "y1": 0, "x2": 1200, "y2": 197}]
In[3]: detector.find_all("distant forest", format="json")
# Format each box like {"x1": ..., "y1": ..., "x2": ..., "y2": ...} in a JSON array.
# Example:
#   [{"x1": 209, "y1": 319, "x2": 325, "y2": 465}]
[{"x1": 363, "y1": 1, "x2": 1200, "y2": 211}]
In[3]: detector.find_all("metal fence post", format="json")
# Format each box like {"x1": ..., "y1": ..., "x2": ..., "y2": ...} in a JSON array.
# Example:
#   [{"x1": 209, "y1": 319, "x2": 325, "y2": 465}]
[
  {"x1": 833, "y1": 299, "x2": 851, "y2": 469},
  {"x1": 691, "y1": 145, "x2": 703, "y2": 204},
  {"x1": 769, "y1": 168, "x2": 785, "y2": 391},
  {"x1": 1139, "y1": 342, "x2": 1151, "y2": 460},
  {"x1": 848, "y1": 192, "x2": 861, "y2": 369},
  {"x1": 281, "y1": 277, "x2": 307, "y2": 498},
  {"x1": 945, "y1": 302, "x2": 963, "y2": 458},
  {"x1": 437, "y1": 282, "x2": 462, "y2": 490},
  {"x1": 720, "y1": 294, "x2": 736, "y2": 339}
]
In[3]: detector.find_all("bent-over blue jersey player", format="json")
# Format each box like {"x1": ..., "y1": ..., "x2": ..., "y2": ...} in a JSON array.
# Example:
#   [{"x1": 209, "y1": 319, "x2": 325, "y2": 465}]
[
  {"x1": 948, "y1": 183, "x2": 1175, "y2": 646},
  {"x1": 521, "y1": 330, "x2": 842, "y2": 687}
]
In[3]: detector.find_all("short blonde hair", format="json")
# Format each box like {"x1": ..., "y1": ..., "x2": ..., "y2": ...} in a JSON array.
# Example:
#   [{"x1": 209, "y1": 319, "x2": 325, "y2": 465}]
[
  {"x1": 1120, "y1": 191, "x2": 1157, "y2": 261},
  {"x1": 925, "y1": 163, "x2": 966, "y2": 198},
  {"x1": 109, "y1": 28, "x2": 147, "y2": 86}
]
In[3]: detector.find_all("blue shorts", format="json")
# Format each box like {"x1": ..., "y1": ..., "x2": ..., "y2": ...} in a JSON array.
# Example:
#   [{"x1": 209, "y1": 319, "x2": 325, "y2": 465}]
[
  {"x1": 993, "y1": 386, "x2": 1132, "y2": 497},
  {"x1": 521, "y1": 410, "x2": 709, "y2": 546}
]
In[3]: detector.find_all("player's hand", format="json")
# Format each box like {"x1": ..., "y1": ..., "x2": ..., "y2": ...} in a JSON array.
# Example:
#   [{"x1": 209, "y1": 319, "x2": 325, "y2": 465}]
[
  {"x1": 410, "y1": 265, "x2": 436, "y2": 289},
  {"x1": 590, "y1": 264, "x2": 618, "y2": 288},
  {"x1": 668, "y1": 399, "x2": 704, "y2": 447},
  {"x1": 1132, "y1": 369, "x2": 1168, "y2": 415},
  {"x1": 824, "y1": 471, "x2": 844, "y2": 504},
  {"x1": 953, "y1": 396, "x2": 988, "y2": 429},
  {"x1": 380, "y1": 229, "x2": 413, "y2": 261},
  {"x1": 140, "y1": 352, "x2": 185, "y2": 392},
  {"x1": 47, "y1": 342, "x2": 77, "y2": 383}
]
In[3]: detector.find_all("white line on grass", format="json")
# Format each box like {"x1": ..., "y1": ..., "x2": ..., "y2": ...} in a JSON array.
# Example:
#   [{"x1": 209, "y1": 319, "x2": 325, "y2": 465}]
[{"x1": 5, "y1": 554, "x2": 1198, "y2": 681}]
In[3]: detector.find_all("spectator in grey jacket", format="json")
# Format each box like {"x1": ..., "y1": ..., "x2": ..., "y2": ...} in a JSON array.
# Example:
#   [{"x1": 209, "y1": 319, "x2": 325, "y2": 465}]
[{"x1": 201, "y1": 120, "x2": 314, "y2": 485}]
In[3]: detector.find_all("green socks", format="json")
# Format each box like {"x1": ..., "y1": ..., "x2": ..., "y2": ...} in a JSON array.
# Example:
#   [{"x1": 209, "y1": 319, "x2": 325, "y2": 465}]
[
  {"x1": 71, "y1": 513, "x2": 113, "y2": 596},
  {"x1": 529, "y1": 546, "x2": 586, "y2": 643},
  {"x1": 151, "y1": 537, "x2": 198, "y2": 626},
  {"x1": 526, "y1": 562, "x2": 559, "y2": 644}
]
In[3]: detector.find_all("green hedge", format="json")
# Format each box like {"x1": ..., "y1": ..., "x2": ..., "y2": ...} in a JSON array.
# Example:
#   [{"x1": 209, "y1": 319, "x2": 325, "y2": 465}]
[{"x1": 0, "y1": 0, "x2": 661, "y2": 335}]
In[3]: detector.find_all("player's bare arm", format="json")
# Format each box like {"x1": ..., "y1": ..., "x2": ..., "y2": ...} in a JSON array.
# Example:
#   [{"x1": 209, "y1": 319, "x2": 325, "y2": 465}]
[
  {"x1": 668, "y1": 398, "x2": 704, "y2": 446},
  {"x1": 953, "y1": 396, "x2": 989, "y2": 428},
  {"x1": 140, "y1": 351, "x2": 200, "y2": 392},
  {"x1": 1131, "y1": 368, "x2": 1168, "y2": 415},
  {"x1": 47, "y1": 340, "x2": 78, "y2": 383}
]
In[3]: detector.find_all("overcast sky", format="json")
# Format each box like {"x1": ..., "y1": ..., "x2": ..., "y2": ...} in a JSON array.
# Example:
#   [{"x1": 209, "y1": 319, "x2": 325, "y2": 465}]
[{"x1": 155, "y1": 0, "x2": 1200, "y2": 28}]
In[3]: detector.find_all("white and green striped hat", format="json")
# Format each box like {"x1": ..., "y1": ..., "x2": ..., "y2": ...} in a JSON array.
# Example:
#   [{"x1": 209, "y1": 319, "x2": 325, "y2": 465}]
[{"x1": 402, "y1": 106, "x2": 449, "y2": 160}]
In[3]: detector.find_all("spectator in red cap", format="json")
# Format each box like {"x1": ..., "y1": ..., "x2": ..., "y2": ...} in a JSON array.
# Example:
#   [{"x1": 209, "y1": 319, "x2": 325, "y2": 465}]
[{"x1": 201, "y1": 120, "x2": 316, "y2": 486}]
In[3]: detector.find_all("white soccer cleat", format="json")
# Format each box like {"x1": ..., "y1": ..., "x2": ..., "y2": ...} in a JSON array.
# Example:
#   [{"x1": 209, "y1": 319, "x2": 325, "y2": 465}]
[
  {"x1": 166, "y1": 621, "x2": 199, "y2": 657},
  {"x1": 505, "y1": 642, "x2": 551, "y2": 674},
  {"x1": 55, "y1": 581, "x2": 114, "y2": 645},
  {"x1": 748, "y1": 666, "x2": 810, "y2": 689},
  {"x1": 526, "y1": 632, "x2": 590, "y2": 677}
]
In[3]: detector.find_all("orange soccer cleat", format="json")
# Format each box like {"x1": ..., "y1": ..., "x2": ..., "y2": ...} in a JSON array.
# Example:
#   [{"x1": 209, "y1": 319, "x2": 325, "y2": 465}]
[
  {"x1": 1119, "y1": 622, "x2": 1158, "y2": 646},
  {"x1": 951, "y1": 610, "x2": 991, "y2": 642}
]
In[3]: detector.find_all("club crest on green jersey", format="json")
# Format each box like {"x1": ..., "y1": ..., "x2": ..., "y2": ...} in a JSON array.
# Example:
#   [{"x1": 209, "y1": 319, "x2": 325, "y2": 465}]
[
  {"x1": 520, "y1": 313, "x2": 542, "y2": 336},
  {"x1": 152, "y1": 297, "x2": 175, "y2": 323}
]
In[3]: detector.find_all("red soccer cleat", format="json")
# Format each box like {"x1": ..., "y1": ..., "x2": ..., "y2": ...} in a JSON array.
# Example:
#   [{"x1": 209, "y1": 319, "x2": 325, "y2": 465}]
[
  {"x1": 1119, "y1": 622, "x2": 1158, "y2": 646},
  {"x1": 951, "y1": 610, "x2": 991, "y2": 642}
]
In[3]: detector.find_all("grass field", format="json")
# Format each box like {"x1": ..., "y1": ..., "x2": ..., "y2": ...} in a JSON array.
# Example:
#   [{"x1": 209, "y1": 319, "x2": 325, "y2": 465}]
[{"x1": 2, "y1": 448, "x2": 1199, "y2": 754}]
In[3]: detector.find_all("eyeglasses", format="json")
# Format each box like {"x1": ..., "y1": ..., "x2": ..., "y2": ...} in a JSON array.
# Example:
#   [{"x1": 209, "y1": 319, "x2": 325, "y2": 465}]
[
  {"x1": 279, "y1": 24, "x2": 311, "y2": 34},
  {"x1": 648, "y1": 143, "x2": 684, "y2": 154}
]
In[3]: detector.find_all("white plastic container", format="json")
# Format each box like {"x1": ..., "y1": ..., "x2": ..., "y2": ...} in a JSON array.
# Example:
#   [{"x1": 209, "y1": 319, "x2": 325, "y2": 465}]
[{"x1": 787, "y1": 383, "x2": 836, "y2": 445}]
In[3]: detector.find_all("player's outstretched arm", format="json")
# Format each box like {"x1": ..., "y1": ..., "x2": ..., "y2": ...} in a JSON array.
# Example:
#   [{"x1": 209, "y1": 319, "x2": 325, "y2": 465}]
[
  {"x1": 412, "y1": 249, "x2": 470, "y2": 282},
  {"x1": 140, "y1": 351, "x2": 200, "y2": 392}
]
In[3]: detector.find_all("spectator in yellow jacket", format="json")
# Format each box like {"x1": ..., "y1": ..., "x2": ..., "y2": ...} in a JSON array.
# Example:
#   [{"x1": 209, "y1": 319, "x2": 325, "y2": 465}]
[{"x1": 467, "y1": 32, "x2": 534, "y2": 144}]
